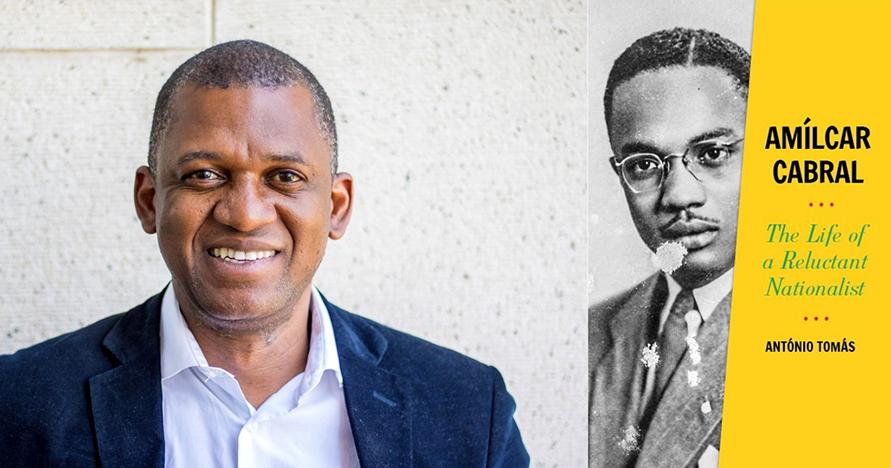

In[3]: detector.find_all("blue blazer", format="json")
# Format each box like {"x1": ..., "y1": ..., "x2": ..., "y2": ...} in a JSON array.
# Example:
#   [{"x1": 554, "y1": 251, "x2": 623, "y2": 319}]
[{"x1": 0, "y1": 291, "x2": 529, "y2": 467}]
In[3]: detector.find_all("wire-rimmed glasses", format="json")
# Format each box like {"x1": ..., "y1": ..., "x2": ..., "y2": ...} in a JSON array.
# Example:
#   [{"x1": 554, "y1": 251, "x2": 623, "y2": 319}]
[{"x1": 610, "y1": 137, "x2": 744, "y2": 193}]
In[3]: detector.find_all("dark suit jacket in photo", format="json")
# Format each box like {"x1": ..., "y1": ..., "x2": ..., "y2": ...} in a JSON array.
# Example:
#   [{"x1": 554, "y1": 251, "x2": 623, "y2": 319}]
[
  {"x1": 589, "y1": 273, "x2": 731, "y2": 468},
  {"x1": 0, "y1": 290, "x2": 529, "y2": 467}
]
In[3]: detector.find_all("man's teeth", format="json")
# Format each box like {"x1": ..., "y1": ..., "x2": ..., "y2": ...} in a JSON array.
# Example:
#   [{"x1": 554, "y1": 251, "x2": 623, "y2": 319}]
[{"x1": 210, "y1": 248, "x2": 276, "y2": 261}]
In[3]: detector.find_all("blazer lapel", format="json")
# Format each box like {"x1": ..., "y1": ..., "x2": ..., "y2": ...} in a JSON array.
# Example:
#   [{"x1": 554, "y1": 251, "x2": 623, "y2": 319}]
[
  {"x1": 636, "y1": 292, "x2": 732, "y2": 468},
  {"x1": 89, "y1": 292, "x2": 165, "y2": 468},
  {"x1": 326, "y1": 299, "x2": 413, "y2": 468},
  {"x1": 590, "y1": 275, "x2": 666, "y2": 467}
]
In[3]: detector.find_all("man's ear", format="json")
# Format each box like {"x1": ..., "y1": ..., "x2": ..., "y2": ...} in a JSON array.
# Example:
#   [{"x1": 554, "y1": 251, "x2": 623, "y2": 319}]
[
  {"x1": 329, "y1": 172, "x2": 354, "y2": 240},
  {"x1": 134, "y1": 166, "x2": 158, "y2": 234}
]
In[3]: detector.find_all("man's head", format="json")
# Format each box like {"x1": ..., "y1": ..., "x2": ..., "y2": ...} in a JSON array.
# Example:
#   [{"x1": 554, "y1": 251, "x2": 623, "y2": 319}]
[
  {"x1": 604, "y1": 28, "x2": 750, "y2": 288},
  {"x1": 134, "y1": 40, "x2": 353, "y2": 335}
]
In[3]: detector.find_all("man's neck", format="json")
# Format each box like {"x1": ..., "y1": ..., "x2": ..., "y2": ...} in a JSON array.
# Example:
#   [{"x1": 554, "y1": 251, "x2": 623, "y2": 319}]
[
  {"x1": 181, "y1": 293, "x2": 312, "y2": 409},
  {"x1": 664, "y1": 268, "x2": 734, "y2": 323}
]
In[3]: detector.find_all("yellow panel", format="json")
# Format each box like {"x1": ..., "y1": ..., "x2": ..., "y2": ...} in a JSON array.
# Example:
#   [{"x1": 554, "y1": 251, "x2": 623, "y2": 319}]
[{"x1": 721, "y1": 1, "x2": 890, "y2": 466}]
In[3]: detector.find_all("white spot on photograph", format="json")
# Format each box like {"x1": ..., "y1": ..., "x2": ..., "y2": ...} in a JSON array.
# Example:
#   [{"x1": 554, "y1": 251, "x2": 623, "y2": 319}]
[
  {"x1": 640, "y1": 342, "x2": 660, "y2": 368},
  {"x1": 652, "y1": 241, "x2": 688, "y2": 274},
  {"x1": 701, "y1": 399, "x2": 712, "y2": 415},
  {"x1": 687, "y1": 370, "x2": 701, "y2": 387},
  {"x1": 617, "y1": 425, "x2": 641, "y2": 453},
  {"x1": 685, "y1": 336, "x2": 701, "y2": 365}
]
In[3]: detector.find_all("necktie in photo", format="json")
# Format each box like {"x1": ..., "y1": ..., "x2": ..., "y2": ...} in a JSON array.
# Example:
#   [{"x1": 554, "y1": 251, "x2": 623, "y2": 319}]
[
  {"x1": 635, "y1": 287, "x2": 703, "y2": 445},
  {"x1": 653, "y1": 288, "x2": 698, "y2": 399}
]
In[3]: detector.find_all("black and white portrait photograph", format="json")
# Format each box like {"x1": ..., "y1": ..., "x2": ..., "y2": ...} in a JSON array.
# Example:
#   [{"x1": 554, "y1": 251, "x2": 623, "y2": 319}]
[{"x1": 588, "y1": 1, "x2": 754, "y2": 467}]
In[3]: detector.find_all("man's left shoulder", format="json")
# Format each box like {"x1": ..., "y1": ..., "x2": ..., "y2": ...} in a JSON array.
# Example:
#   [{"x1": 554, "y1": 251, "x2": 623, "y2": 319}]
[
  {"x1": 331, "y1": 303, "x2": 500, "y2": 388},
  {"x1": 327, "y1": 301, "x2": 529, "y2": 466}
]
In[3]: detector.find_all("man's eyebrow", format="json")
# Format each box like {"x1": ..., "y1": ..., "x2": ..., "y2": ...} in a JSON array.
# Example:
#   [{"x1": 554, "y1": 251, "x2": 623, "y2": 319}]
[
  {"x1": 176, "y1": 151, "x2": 221, "y2": 166},
  {"x1": 174, "y1": 151, "x2": 309, "y2": 165},
  {"x1": 688, "y1": 128, "x2": 737, "y2": 144},
  {"x1": 266, "y1": 152, "x2": 308, "y2": 165},
  {"x1": 618, "y1": 141, "x2": 661, "y2": 156}
]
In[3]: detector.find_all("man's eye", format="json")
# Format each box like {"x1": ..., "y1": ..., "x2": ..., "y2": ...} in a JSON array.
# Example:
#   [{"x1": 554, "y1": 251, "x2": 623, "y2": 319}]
[
  {"x1": 184, "y1": 169, "x2": 222, "y2": 181},
  {"x1": 271, "y1": 170, "x2": 304, "y2": 184},
  {"x1": 628, "y1": 158, "x2": 660, "y2": 175},
  {"x1": 633, "y1": 160, "x2": 656, "y2": 171},
  {"x1": 697, "y1": 146, "x2": 732, "y2": 166}
]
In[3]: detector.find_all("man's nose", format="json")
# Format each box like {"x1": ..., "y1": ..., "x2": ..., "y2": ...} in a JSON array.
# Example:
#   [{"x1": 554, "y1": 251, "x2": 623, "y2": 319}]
[
  {"x1": 659, "y1": 158, "x2": 706, "y2": 211},
  {"x1": 213, "y1": 176, "x2": 277, "y2": 232}
]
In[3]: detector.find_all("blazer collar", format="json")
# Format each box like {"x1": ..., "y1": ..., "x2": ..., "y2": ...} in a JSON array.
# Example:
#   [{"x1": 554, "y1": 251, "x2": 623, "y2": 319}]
[
  {"x1": 324, "y1": 295, "x2": 413, "y2": 467},
  {"x1": 92, "y1": 290, "x2": 166, "y2": 468}
]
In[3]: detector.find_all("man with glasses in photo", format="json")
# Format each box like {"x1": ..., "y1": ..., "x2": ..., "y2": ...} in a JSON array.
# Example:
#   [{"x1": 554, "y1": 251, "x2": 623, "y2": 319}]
[{"x1": 589, "y1": 28, "x2": 749, "y2": 467}]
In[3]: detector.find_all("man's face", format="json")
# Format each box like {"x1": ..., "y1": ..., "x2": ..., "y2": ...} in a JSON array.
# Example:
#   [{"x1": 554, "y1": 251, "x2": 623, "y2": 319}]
[
  {"x1": 135, "y1": 85, "x2": 352, "y2": 333},
  {"x1": 608, "y1": 66, "x2": 746, "y2": 287}
]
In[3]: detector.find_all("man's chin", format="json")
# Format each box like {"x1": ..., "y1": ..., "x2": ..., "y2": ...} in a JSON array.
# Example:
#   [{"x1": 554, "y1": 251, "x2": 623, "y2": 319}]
[
  {"x1": 180, "y1": 287, "x2": 296, "y2": 335},
  {"x1": 670, "y1": 250, "x2": 732, "y2": 288},
  {"x1": 195, "y1": 306, "x2": 290, "y2": 335}
]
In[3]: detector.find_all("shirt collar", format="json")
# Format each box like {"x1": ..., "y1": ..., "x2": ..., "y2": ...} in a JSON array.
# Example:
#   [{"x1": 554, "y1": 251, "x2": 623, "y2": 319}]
[
  {"x1": 663, "y1": 267, "x2": 734, "y2": 323},
  {"x1": 160, "y1": 285, "x2": 343, "y2": 387},
  {"x1": 159, "y1": 285, "x2": 204, "y2": 380},
  {"x1": 306, "y1": 287, "x2": 343, "y2": 387}
]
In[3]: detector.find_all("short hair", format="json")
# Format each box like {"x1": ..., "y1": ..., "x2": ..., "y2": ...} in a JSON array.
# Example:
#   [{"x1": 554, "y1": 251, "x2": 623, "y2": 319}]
[
  {"x1": 603, "y1": 27, "x2": 750, "y2": 134},
  {"x1": 148, "y1": 40, "x2": 337, "y2": 174}
]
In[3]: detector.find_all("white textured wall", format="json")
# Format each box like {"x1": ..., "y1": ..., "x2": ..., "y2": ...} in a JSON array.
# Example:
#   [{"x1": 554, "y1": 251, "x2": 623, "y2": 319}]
[{"x1": 0, "y1": 1, "x2": 586, "y2": 465}]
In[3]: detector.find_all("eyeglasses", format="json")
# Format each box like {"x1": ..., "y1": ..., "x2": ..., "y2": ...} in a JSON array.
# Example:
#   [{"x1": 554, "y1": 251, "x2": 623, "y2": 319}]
[{"x1": 610, "y1": 137, "x2": 744, "y2": 193}]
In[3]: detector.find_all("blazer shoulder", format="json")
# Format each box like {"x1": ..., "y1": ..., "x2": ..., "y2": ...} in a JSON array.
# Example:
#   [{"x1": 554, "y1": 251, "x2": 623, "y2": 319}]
[
  {"x1": 0, "y1": 292, "x2": 161, "y2": 379},
  {"x1": 347, "y1": 309, "x2": 495, "y2": 378},
  {"x1": 0, "y1": 312, "x2": 122, "y2": 381},
  {"x1": 0, "y1": 289, "x2": 162, "y2": 412},
  {"x1": 328, "y1": 303, "x2": 501, "y2": 396},
  {"x1": 331, "y1": 306, "x2": 528, "y2": 465},
  {"x1": 0, "y1": 311, "x2": 124, "y2": 442},
  {"x1": 590, "y1": 273, "x2": 661, "y2": 330},
  {"x1": 589, "y1": 273, "x2": 662, "y2": 368}
]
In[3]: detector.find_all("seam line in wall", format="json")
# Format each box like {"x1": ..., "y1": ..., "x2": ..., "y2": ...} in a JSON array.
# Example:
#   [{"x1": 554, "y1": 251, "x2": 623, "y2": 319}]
[{"x1": 0, "y1": 47, "x2": 199, "y2": 54}]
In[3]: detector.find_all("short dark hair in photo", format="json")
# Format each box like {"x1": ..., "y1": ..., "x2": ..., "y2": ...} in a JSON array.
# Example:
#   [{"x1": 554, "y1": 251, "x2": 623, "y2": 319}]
[{"x1": 603, "y1": 27, "x2": 751, "y2": 133}]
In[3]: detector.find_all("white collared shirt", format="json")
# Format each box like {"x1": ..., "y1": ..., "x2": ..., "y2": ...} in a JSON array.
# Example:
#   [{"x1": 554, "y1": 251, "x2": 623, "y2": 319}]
[
  {"x1": 657, "y1": 268, "x2": 735, "y2": 334},
  {"x1": 159, "y1": 286, "x2": 360, "y2": 468}
]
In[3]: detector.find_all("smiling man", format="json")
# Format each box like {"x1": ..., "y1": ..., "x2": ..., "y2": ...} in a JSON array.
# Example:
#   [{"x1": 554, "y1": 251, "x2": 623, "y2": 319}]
[
  {"x1": 0, "y1": 40, "x2": 528, "y2": 467},
  {"x1": 589, "y1": 29, "x2": 749, "y2": 467}
]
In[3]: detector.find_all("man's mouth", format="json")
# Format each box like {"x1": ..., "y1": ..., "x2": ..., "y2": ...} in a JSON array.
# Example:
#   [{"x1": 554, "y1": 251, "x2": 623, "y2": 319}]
[
  {"x1": 660, "y1": 218, "x2": 720, "y2": 250},
  {"x1": 208, "y1": 247, "x2": 278, "y2": 263}
]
